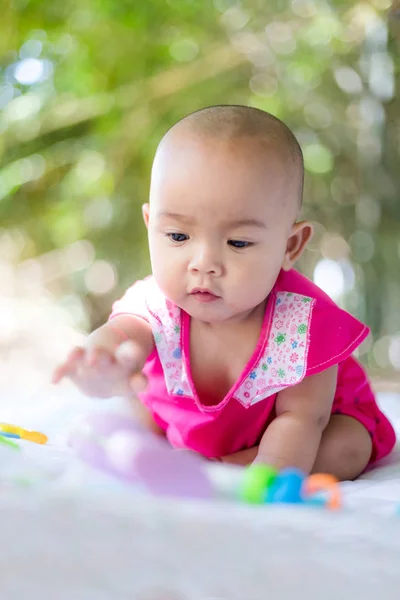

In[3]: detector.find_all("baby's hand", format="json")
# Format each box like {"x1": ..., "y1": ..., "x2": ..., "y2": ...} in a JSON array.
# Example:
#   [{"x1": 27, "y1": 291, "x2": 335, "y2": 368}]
[{"x1": 52, "y1": 341, "x2": 147, "y2": 398}]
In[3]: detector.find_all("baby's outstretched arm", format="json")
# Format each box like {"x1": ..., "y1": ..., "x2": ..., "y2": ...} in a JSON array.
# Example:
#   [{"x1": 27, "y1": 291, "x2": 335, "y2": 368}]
[
  {"x1": 53, "y1": 316, "x2": 155, "y2": 398},
  {"x1": 222, "y1": 365, "x2": 338, "y2": 472}
]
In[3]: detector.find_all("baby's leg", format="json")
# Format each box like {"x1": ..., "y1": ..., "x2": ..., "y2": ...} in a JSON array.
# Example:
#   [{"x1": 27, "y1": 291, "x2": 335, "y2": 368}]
[{"x1": 312, "y1": 414, "x2": 372, "y2": 481}]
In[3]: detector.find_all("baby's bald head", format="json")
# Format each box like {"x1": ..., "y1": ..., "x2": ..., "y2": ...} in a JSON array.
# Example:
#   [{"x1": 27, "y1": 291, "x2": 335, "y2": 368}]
[
  {"x1": 155, "y1": 105, "x2": 304, "y2": 212},
  {"x1": 145, "y1": 106, "x2": 313, "y2": 312}
]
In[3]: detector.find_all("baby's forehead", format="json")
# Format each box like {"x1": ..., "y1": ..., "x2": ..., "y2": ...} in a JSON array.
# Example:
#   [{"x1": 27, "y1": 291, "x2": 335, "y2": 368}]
[
  {"x1": 157, "y1": 128, "x2": 293, "y2": 180},
  {"x1": 154, "y1": 131, "x2": 299, "y2": 211},
  {"x1": 152, "y1": 144, "x2": 296, "y2": 226},
  {"x1": 151, "y1": 106, "x2": 303, "y2": 214}
]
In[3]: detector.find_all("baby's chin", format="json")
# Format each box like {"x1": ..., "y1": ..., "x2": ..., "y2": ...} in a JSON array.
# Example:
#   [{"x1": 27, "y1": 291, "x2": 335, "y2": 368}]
[{"x1": 182, "y1": 297, "x2": 254, "y2": 324}]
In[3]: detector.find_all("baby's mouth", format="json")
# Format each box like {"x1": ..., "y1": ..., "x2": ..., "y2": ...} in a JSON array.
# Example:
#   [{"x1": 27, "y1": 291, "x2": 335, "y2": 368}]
[{"x1": 190, "y1": 288, "x2": 220, "y2": 303}]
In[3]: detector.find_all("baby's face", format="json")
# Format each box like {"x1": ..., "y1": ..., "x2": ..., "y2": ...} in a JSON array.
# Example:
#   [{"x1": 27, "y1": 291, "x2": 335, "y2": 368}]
[{"x1": 144, "y1": 133, "x2": 299, "y2": 323}]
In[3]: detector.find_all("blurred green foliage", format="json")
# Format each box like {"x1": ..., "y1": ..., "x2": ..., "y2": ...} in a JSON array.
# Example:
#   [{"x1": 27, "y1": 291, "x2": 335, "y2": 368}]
[{"x1": 1, "y1": 0, "x2": 399, "y2": 370}]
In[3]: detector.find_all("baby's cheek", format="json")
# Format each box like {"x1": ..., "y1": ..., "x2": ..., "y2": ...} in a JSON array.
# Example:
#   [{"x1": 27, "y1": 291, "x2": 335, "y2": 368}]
[
  {"x1": 239, "y1": 270, "x2": 275, "y2": 307},
  {"x1": 153, "y1": 257, "x2": 183, "y2": 299}
]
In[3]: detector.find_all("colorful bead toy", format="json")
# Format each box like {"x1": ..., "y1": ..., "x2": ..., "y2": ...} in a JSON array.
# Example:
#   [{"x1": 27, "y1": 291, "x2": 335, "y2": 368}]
[
  {"x1": 266, "y1": 468, "x2": 305, "y2": 504},
  {"x1": 239, "y1": 464, "x2": 341, "y2": 509},
  {"x1": 240, "y1": 464, "x2": 278, "y2": 504},
  {"x1": 0, "y1": 423, "x2": 48, "y2": 445},
  {"x1": 304, "y1": 473, "x2": 341, "y2": 510}
]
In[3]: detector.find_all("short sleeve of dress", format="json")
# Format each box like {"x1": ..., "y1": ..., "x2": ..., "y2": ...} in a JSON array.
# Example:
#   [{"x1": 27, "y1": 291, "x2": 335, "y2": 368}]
[
  {"x1": 305, "y1": 301, "x2": 369, "y2": 376},
  {"x1": 109, "y1": 278, "x2": 151, "y2": 323}
]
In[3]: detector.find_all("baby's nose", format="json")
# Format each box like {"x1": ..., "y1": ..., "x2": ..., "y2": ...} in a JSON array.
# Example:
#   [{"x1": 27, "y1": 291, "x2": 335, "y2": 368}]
[{"x1": 189, "y1": 246, "x2": 223, "y2": 276}]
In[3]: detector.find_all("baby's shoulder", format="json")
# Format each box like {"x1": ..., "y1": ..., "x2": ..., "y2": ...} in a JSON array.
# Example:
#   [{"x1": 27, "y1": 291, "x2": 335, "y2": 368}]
[
  {"x1": 110, "y1": 276, "x2": 173, "y2": 322},
  {"x1": 271, "y1": 269, "x2": 369, "y2": 376}
]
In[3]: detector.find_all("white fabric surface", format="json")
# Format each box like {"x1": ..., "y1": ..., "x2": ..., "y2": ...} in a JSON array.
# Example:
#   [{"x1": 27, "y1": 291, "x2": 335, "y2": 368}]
[{"x1": 0, "y1": 386, "x2": 400, "y2": 599}]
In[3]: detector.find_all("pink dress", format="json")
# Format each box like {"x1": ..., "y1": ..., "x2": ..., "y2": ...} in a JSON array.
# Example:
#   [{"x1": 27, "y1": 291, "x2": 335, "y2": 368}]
[{"x1": 110, "y1": 269, "x2": 395, "y2": 464}]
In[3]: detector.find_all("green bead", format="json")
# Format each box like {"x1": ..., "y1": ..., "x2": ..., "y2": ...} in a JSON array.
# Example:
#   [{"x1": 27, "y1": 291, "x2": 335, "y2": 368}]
[{"x1": 239, "y1": 464, "x2": 278, "y2": 504}]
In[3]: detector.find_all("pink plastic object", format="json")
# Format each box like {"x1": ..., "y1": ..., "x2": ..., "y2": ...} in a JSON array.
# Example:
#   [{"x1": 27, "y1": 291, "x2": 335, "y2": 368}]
[{"x1": 69, "y1": 413, "x2": 214, "y2": 499}]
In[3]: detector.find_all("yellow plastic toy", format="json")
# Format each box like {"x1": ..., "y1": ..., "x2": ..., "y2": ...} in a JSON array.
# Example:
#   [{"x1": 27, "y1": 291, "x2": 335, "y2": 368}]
[{"x1": 0, "y1": 423, "x2": 48, "y2": 445}]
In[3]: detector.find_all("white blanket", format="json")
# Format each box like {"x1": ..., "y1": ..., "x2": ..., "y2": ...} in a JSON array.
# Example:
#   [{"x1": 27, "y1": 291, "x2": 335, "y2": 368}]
[{"x1": 0, "y1": 386, "x2": 400, "y2": 599}]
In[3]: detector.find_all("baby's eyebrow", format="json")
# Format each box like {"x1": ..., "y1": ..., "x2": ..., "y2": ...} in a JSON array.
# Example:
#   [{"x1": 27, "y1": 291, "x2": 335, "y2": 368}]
[
  {"x1": 157, "y1": 212, "x2": 266, "y2": 229},
  {"x1": 227, "y1": 218, "x2": 266, "y2": 229},
  {"x1": 157, "y1": 211, "x2": 194, "y2": 223}
]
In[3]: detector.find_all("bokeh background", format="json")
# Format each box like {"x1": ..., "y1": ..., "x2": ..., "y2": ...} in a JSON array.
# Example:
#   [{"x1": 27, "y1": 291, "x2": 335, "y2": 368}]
[{"x1": 1, "y1": 0, "x2": 399, "y2": 388}]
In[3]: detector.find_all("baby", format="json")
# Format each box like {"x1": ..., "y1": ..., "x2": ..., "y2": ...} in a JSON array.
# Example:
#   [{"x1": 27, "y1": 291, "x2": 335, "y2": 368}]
[{"x1": 54, "y1": 105, "x2": 395, "y2": 480}]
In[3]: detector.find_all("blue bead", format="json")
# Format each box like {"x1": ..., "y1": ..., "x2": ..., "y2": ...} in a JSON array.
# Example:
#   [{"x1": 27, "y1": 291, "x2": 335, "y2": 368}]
[
  {"x1": 304, "y1": 494, "x2": 327, "y2": 507},
  {"x1": 265, "y1": 468, "x2": 306, "y2": 504}
]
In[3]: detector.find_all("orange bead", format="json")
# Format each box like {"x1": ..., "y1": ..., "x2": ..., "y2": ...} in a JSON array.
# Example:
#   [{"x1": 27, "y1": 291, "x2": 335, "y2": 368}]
[{"x1": 304, "y1": 474, "x2": 341, "y2": 510}]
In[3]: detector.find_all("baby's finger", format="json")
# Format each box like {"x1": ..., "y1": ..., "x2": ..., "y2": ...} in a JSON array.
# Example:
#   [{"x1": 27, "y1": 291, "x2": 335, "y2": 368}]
[
  {"x1": 86, "y1": 347, "x2": 114, "y2": 368},
  {"x1": 52, "y1": 347, "x2": 85, "y2": 383},
  {"x1": 130, "y1": 372, "x2": 148, "y2": 392},
  {"x1": 52, "y1": 365, "x2": 67, "y2": 384},
  {"x1": 115, "y1": 341, "x2": 141, "y2": 369}
]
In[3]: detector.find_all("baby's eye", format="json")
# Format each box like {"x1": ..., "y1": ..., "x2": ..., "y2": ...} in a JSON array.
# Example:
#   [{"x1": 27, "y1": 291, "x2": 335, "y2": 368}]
[
  {"x1": 228, "y1": 240, "x2": 253, "y2": 249},
  {"x1": 167, "y1": 233, "x2": 189, "y2": 243}
]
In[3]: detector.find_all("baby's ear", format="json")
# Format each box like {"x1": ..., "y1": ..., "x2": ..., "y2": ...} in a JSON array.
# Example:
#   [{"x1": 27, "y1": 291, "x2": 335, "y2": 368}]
[
  {"x1": 281, "y1": 221, "x2": 313, "y2": 271},
  {"x1": 142, "y1": 203, "x2": 150, "y2": 228}
]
